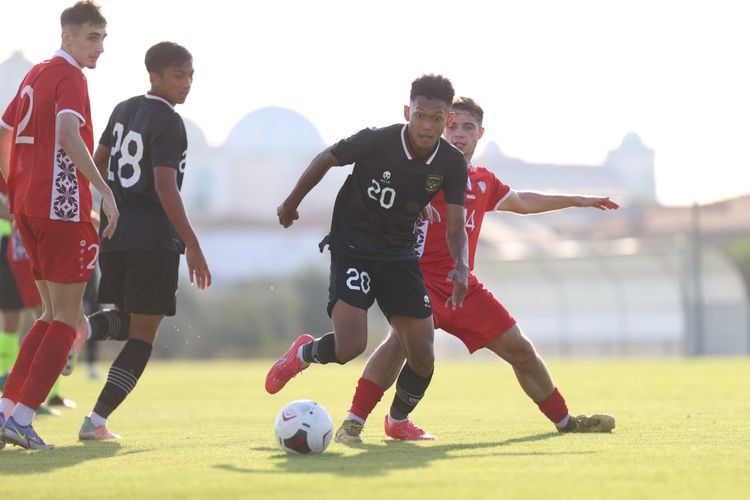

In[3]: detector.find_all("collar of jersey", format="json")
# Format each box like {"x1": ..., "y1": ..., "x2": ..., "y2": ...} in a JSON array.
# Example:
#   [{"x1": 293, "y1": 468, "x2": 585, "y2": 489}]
[
  {"x1": 401, "y1": 124, "x2": 440, "y2": 165},
  {"x1": 144, "y1": 92, "x2": 175, "y2": 108},
  {"x1": 53, "y1": 50, "x2": 81, "y2": 69}
]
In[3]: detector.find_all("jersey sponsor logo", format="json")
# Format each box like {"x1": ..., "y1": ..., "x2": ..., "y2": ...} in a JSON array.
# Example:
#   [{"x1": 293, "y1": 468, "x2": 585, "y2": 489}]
[
  {"x1": 424, "y1": 175, "x2": 443, "y2": 193},
  {"x1": 50, "y1": 146, "x2": 81, "y2": 221}
]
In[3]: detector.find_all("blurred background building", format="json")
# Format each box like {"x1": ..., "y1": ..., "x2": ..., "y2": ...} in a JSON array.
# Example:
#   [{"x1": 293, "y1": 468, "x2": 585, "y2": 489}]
[{"x1": 2, "y1": 52, "x2": 748, "y2": 358}]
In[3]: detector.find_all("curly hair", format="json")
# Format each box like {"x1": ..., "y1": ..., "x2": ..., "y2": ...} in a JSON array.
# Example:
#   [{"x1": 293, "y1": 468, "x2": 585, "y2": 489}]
[{"x1": 410, "y1": 74, "x2": 455, "y2": 107}]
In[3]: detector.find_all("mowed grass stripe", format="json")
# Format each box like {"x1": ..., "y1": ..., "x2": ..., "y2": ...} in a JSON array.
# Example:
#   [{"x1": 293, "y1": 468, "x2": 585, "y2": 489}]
[{"x1": 3, "y1": 359, "x2": 750, "y2": 499}]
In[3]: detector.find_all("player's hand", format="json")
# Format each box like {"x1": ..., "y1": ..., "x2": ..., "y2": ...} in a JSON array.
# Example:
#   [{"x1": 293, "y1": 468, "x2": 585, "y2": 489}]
[
  {"x1": 445, "y1": 264, "x2": 469, "y2": 309},
  {"x1": 419, "y1": 203, "x2": 441, "y2": 224},
  {"x1": 186, "y1": 244, "x2": 212, "y2": 290},
  {"x1": 277, "y1": 203, "x2": 299, "y2": 228},
  {"x1": 579, "y1": 196, "x2": 620, "y2": 210},
  {"x1": 100, "y1": 188, "x2": 119, "y2": 239}
]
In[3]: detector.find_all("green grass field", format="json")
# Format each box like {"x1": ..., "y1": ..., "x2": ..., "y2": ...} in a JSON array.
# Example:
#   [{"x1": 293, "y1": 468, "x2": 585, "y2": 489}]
[{"x1": 4, "y1": 358, "x2": 750, "y2": 499}]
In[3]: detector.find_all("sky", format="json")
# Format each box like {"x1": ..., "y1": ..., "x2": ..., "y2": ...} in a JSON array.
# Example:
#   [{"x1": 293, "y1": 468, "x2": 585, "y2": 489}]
[{"x1": 3, "y1": 0, "x2": 749, "y2": 206}]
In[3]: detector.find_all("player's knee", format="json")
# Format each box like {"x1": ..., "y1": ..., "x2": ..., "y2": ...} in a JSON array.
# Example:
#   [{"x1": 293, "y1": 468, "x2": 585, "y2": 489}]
[
  {"x1": 407, "y1": 352, "x2": 434, "y2": 378},
  {"x1": 507, "y1": 335, "x2": 538, "y2": 367},
  {"x1": 336, "y1": 340, "x2": 367, "y2": 363}
]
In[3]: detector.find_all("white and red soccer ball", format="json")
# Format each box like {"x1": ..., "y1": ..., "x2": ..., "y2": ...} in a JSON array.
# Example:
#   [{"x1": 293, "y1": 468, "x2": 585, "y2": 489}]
[{"x1": 274, "y1": 400, "x2": 333, "y2": 454}]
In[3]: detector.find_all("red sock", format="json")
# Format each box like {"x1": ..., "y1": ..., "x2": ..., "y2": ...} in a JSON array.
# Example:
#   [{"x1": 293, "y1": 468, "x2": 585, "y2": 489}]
[
  {"x1": 18, "y1": 321, "x2": 77, "y2": 410},
  {"x1": 348, "y1": 377, "x2": 384, "y2": 421},
  {"x1": 537, "y1": 387, "x2": 569, "y2": 425},
  {"x1": 1, "y1": 320, "x2": 50, "y2": 402}
]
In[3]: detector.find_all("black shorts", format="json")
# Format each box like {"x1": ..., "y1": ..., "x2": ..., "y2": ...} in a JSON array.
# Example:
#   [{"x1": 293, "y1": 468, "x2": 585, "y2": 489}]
[
  {"x1": 97, "y1": 249, "x2": 180, "y2": 316},
  {"x1": 0, "y1": 236, "x2": 24, "y2": 310},
  {"x1": 327, "y1": 250, "x2": 432, "y2": 320}
]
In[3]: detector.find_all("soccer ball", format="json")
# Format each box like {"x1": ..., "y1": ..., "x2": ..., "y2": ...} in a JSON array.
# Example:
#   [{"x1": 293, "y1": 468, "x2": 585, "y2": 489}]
[{"x1": 274, "y1": 400, "x2": 334, "y2": 454}]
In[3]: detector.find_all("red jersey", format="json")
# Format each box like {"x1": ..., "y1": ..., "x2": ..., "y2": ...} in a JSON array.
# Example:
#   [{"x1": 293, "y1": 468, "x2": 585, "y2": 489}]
[
  {"x1": 415, "y1": 165, "x2": 511, "y2": 275},
  {"x1": 0, "y1": 50, "x2": 93, "y2": 223}
]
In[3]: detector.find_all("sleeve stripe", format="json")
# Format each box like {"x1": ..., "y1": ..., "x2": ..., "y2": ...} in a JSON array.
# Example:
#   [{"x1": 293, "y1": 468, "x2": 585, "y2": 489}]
[
  {"x1": 0, "y1": 119, "x2": 12, "y2": 130},
  {"x1": 57, "y1": 109, "x2": 86, "y2": 127},
  {"x1": 493, "y1": 189, "x2": 514, "y2": 210}
]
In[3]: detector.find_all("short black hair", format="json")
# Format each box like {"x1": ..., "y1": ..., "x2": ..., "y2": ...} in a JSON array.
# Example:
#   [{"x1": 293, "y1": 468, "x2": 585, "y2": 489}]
[
  {"x1": 452, "y1": 96, "x2": 484, "y2": 125},
  {"x1": 60, "y1": 1, "x2": 106, "y2": 29},
  {"x1": 145, "y1": 42, "x2": 193, "y2": 73},
  {"x1": 410, "y1": 74, "x2": 455, "y2": 107}
]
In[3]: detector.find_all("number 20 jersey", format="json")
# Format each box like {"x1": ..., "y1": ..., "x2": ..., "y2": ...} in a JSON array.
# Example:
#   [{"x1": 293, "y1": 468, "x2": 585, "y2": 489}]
[
  {"x1": 98, "y1": 93, "x2": 187, "y2": 253},
  {"x1": 328, "y1": 124, "x2": 468, "y2": 261}
]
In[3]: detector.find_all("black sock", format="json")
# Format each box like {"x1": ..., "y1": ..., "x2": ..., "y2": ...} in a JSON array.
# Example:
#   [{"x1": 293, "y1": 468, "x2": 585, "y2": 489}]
[
  {"x1": 301, "y1": 333, "x2": 341, "y2": 364},
  {"x1": 389, "y1": 363, "x2": 433, "y2": 420},
  {"x1": 88, "y1": 309, "x2": 131, "y2": 341},
  {"x1": 93, "y1": 339, "x2": 152, "y2": 418}
]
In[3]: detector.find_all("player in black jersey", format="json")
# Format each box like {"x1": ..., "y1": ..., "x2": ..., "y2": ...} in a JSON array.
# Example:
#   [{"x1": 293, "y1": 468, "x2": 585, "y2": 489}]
[
  {"x1": 78, "y1": 42, "x2": 211, "y2": 441},
  {"x1": 266, "y1": 74, "x2": 469, "y2": 440}
]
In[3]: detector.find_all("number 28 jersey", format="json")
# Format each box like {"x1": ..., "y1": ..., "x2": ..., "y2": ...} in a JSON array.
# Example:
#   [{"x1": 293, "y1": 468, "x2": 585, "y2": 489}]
[
  {"x1": 328, "y1": 124, "x2": 468, "y2": 261},
  {"x1": 99, "y1": 93, "x2": 187, "y2": 253}
]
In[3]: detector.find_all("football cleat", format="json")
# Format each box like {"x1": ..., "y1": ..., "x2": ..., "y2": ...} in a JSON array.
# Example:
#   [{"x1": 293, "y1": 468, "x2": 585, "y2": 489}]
[
  {"x1": 559, "y1": 413, "x2": 616, "y2": 433},
  {"x1": 47, "y1": 395, "x2": 77, "y2": 409},
  {"x1": 2, "y1": 416, "x2": 54, "y2": 449},
  {"x1": 78, "y1": 416, "x2": 121, "y2": 441},
  {"x1": 264, "y1": 334, "x2": 313, "y2": 394},
  {"x1": 334, "y1": 419, "x2": 364, "y2": 445},
  {"x1": 384, "y1": 415, "x2": 435, "y2": 441}
]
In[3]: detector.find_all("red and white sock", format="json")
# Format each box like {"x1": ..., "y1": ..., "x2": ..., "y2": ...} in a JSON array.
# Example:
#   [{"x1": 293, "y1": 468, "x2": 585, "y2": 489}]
[
  {"x1": 346, "y1": 377, "x2": 384, "y2": 425},
  {"x1": 18, "y1": 321, "x2": 77, "y2": 410},
  {"x1": 537, "y1": 387, "x2": 571, "y2": 428}
]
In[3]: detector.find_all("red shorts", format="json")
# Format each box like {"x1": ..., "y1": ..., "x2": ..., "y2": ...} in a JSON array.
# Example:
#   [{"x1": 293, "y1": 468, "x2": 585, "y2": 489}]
[
  {"x1": 7, "y1": 224, "x2": 41, "y2": 307},
  {"x1": 424, "y1": 270, "x2": 517, "y2": 353},
  {"x1": 14, "y1": 214, "x2": 99, "y2": 284}
]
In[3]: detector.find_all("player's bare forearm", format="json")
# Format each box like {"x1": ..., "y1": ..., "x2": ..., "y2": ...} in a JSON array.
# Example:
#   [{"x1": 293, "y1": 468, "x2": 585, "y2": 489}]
[
  {"x1": 154, "y1": 166, "x2": 211, "y2": 289},
  {"x1": 93, "y1": 144, "x2": 111, "y2": 179},
  {"x1": 278, "y1": 147, "x2": 339, "y2": 227},
  {"x1": 154, "y1": 167, "x2": 199, "y2": 249},
  {"x1": 0, "y1": 126, "x2": 12, "y2": 181},
  {"x1": 57, "y1": 114, "x2": 109, "y2": 194},
  {"x1": 444, "y1": 203, "x2": 469, "y2": 308},
  {"x1": 499, "y1": 191, "x2": 620, "y2": 214}
]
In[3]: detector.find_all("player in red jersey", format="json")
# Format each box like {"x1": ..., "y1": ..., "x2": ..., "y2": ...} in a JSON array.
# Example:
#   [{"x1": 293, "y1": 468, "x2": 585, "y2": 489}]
[
  {"x1": 335, "y1": 97, "x2": 619, "y2": 443},
  {"x1": 0, "y1": 1, "x2": 118, "y2": 450}
]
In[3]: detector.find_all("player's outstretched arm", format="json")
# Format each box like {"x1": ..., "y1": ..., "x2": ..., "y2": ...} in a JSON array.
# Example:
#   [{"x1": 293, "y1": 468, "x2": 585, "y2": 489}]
[
  {"x1": 444, "y1": 203, "x2": 469, "y2": 309},
  {"x1": 0, "y1": 125, "x2": 12, "y2": 181},
  {"x1": 57, "y1": 113, "x2": 118, "y2": 238},
  {"x1": 154, "y1": 166, "x2": 211, "y2": 290},
  {"x1": 277, "y1": 146, "x2": 339, "y2": 228},
  {"x1": 498, "y1": 191, "x2": 620, "y2": 215}
]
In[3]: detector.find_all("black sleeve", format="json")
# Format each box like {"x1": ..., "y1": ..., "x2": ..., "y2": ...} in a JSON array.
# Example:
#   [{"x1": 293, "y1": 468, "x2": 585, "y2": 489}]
[
  {"x1": 330, "y1": 127, "x2": 381, "y2": 166},
  {"x1": 150, "y1": 111, "x2": 185, "y2": 170},
  {"x1": 442, "y1": 153, "x2": 468, "y2": 206}
]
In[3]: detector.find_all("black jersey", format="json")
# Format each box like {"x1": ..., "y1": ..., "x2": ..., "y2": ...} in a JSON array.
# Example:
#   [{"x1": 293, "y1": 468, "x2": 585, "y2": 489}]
[
  {"x1": 98, "y1": 93, "x2": 187, "y2": 253},
  {"x1": 326, "y1": 123, "x2": 467, "y2": 261}
]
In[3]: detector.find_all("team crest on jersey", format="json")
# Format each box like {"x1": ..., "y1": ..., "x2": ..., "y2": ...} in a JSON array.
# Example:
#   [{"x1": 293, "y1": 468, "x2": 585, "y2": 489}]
[
  {"x1": 424, "y1": 175, "x2": 443, "y2": 193},
  {"x1": 382, "y1": 171, "x2": 391, "y2": 182}
]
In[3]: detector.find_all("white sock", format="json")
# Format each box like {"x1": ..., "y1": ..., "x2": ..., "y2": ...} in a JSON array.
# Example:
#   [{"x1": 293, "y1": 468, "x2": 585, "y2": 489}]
[
  {"x1": 555, "y1": 414, "x2": 572, "y2": 429},
  {"x1": 387, "y1": 414, "x2": 406, "y2": 425},
  {"x1": 89, "y1": 411, "x2": 107, "y2": 427},
  {"x1": 0, "y1": 397, "x2": 16, "y2": 419},
  {"x1": 346, "y1": 412, "x2": 365, "y2": 425},
  {"x1": 11, "y1": 403, "x2": 35, "y2": 426}
]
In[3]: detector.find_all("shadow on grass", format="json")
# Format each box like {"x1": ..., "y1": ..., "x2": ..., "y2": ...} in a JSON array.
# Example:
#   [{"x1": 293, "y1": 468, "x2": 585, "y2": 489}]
[
  {"x1": 215, "y1": 432, "x2": 590, "y2": 477},
  {"x1": 1, "y1": 441, "x2": 148, "y2": 474}
]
